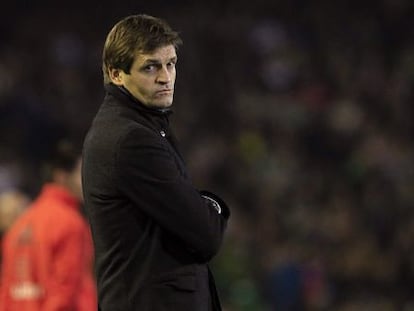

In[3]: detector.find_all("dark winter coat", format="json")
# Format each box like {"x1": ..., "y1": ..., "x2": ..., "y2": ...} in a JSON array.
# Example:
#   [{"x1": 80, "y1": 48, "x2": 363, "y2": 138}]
[{"x1": 82, "y1": 84, "x2": 230, "y2": 311}]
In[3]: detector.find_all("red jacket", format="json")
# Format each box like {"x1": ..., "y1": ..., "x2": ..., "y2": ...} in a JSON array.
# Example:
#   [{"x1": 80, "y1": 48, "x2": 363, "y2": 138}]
[{"x1": 0, "y1": 183, "x2": 97, "y2": 311}]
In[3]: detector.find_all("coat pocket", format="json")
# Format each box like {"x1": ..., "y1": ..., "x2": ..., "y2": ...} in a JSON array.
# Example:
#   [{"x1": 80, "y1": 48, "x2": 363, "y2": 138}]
[
  {"x1": 145, "y1": 268, "x2": 199, "y2": 310},
  {"x1": 158, "y1": 274, "x2": 196, "y2": 292},
  {"x1": 151, "y1": 266, "x2": 197, "y2": 292}
]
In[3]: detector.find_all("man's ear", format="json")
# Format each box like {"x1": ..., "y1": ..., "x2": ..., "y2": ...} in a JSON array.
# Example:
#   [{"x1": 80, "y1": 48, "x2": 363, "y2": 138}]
[{"x1": 109, "y1": 68, "x2": 124, "y2": 85}]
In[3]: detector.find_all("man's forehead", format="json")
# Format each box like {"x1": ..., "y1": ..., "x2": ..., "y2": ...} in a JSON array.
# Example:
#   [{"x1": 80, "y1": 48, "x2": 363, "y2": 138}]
[{"x1": 136, "y1": 45, "x2": 177, "y2": 63}]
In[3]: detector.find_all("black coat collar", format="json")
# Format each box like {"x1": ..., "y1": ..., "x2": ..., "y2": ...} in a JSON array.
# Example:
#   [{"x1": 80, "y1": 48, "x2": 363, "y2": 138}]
[{"x1": 104, "y1": 83, "x2": 173, "y2": 117}]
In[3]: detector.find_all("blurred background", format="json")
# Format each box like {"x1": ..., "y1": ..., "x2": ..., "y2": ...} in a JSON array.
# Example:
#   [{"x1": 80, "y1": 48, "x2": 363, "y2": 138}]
[{"x1": 1, "y1": 0, "x2": 414, "y2": 310}]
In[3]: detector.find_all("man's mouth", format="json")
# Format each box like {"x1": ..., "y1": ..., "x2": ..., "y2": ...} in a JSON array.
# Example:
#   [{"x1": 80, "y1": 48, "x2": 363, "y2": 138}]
[{"x1": 156, "y1": 90, "x2": 173, "y2": 96}]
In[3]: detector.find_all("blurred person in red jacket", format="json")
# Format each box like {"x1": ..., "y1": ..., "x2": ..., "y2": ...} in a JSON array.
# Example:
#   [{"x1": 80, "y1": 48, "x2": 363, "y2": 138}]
[{"x1": 0, "y1": 141, "x2": 97, "y2": 311}]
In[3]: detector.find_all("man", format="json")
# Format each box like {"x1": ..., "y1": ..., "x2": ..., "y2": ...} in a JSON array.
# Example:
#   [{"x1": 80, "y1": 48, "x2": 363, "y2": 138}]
[
  {"x1": 0, "y1": 141, "x2": 97, "y2": 311},
  {"x1": 82, "y1": 14, "x2": 230, "y2": 311}
]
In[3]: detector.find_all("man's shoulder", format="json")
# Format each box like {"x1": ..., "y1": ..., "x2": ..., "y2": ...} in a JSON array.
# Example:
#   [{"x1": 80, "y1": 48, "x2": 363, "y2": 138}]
[
  {"x1": 89, "y1": 99, "x2": 155, "y2": 135},
  {"x1": 82, "y1": 107, "x2": 159, "y2": 174},
  {"x1": 85, "y1": 115, "x2": 155, "y2": 152},
  {"x1": 87, "y1": 102, "x2": 159, "y2": 144},
  {"x1": 2, "y1": 208, "x2": 31, "y2": 242}
]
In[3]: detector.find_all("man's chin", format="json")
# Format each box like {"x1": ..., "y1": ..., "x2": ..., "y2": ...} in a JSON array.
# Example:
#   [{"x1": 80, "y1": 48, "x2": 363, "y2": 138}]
[
  {"x1": 142, "y1": 96, "x2": 173, "y2": 109},
  {"x1": 151, "y1": 100, "x2": 173, "y2": 109}
]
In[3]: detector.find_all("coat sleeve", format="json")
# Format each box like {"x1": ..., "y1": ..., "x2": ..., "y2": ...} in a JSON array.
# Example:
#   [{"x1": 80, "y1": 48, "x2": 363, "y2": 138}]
[
  {"x1": 43, "y1": 219, "x2": 85, "y2": 311},
  {"x1": 115, "y1": 127, "x2": 229, "y2": 262}
]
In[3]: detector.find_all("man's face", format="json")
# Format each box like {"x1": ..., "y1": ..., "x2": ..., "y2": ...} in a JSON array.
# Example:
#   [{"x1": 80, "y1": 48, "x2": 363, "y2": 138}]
[{"x1": 112, "y1": 44, "x2": 177, "y2": 109}]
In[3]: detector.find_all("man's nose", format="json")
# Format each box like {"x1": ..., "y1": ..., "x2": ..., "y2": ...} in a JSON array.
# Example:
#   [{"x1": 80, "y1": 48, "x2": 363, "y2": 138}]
[{"x1": 156, "y1": 66, "x2": 171, "y2": 84}]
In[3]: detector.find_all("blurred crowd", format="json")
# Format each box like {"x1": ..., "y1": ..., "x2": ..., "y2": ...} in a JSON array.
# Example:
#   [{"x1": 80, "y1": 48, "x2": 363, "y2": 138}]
[{"x1": 1, "y1": 0, "x2": 414, "y2": 310}]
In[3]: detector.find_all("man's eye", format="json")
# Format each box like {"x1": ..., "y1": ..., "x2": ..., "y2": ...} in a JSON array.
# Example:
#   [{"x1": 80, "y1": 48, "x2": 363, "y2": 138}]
[{"x1": 143, "y1": 64, "x2": 158, "y2": 72}]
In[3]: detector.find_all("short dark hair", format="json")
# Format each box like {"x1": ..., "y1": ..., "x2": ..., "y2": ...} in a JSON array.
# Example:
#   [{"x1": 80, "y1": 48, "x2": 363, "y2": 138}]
[
  {"x1": 102, "y1": 14, "x2": 182, "y2": 84},
  {"x1": 43, "y1": 140, "x2": 81, "y2": 181}
]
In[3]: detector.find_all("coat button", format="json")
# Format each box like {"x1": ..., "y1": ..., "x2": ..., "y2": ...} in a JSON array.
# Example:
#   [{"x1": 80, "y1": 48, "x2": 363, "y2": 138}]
[{"x1": 160, "y1": 130, "x2": 166, "y2": 137}]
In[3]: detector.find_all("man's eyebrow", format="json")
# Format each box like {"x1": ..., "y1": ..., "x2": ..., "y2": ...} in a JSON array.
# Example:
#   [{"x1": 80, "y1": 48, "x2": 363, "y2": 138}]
[
  {"x1": 142, "y1": 56, "x2": 177, "y2": 64},
  {"x1": 142, "y1": 59, "x2": 161, "y2": 65}
]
